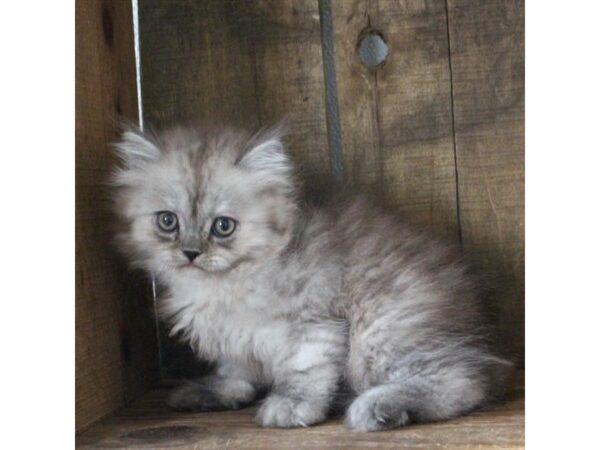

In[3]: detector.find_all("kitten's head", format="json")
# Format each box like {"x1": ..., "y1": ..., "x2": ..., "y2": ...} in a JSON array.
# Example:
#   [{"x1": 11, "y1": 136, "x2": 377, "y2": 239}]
[{"x1": 112, "y1": 124, "x2": 298, "y2": 277}]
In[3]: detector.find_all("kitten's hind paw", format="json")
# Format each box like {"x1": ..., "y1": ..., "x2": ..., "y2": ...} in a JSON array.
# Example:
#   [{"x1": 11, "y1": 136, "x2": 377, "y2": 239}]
[
  {"x1": 256, "y1": 394, "x2": 326, "y2": 428},
  {"x1": 346, "y1": 387, "x2": 410, "y2": 432}
]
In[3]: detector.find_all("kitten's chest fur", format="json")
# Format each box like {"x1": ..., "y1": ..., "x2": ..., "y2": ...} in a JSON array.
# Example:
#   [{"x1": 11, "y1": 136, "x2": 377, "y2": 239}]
[
  {"x1": 159, "y1": 212, "x2": 354, "y2": 370},
  {"x1": 162, "y1": 264, "x2": 331, "y2": 368}
]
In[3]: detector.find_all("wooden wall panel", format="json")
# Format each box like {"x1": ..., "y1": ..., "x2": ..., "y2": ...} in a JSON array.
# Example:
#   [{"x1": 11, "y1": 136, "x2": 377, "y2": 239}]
[
  {"x1": 447, "y1": 0, "x2": 525, "y2": 360},
  {"x1": 76, "y1": 0, "x2": 159, "y2": 432},
  {"x1": 139, "y1": 0, "x2": 330, "y2": 174},
  {"x1": 331, "y1": 0, "x2": 459, "y2": 240},
  {"x1": 139, "y1": 0, "x2": 330, "y2": 376}
]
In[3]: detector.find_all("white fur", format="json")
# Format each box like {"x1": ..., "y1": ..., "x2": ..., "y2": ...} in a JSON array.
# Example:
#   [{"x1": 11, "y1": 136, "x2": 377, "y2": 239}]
[
  {"x1": 240, "y1": 138, "x2": 289, "y2": 174},
  {"x1": 256, "y1": 395, "x2": 324, "y2": 428},
  {"x1": 115, "y1": 130, "x2": 161, "y2": 169}
]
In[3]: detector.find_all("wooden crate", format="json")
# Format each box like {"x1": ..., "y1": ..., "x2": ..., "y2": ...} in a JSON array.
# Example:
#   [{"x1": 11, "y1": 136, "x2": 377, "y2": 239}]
[
  {"x1": 76, "y1": 0, "x2": 524, "y2": 446},
  {"x1": 76, "y1": 0, "x2": 160, "y2": 432}
]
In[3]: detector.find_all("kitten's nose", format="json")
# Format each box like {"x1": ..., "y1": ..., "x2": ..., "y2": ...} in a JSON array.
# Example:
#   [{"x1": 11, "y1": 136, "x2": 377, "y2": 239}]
[{"x1": 183, "y1": 250, "x2": 200, "y2": 262}]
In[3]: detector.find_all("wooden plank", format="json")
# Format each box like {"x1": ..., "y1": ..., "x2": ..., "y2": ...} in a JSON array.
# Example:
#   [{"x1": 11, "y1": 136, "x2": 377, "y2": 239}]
[
  {"x1": 138, "y1": 0, "x2": 330, "y2": 376},
  {"x1": 139, "y1": 0, "x2": 329, "y2": 174},
  {"x1": 77, "y1": 374, "x2": 524, "y2": 449},
  {"x1": 76, "y1": 0, "x2": 159, "y2": 432},
  {"x1": 446, "y1": 0, "x2": 525, "y2": 360},
  {"x1": 331, "y1": 0, "x2": 459, "y2": 240}
]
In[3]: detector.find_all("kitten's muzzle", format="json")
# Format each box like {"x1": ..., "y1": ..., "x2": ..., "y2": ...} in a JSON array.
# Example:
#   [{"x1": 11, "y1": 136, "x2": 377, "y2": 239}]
[{"x1": 183, "y1": 250, "x2": 201, "y2": 262}]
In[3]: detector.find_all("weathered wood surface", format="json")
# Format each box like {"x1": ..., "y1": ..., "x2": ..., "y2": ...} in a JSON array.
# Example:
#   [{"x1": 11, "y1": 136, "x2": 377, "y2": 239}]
[
  {"x1": 139, "y1": 0, "x2": 330, "y2": 175},
  {"x1": 331, "y1": 0, "x2": 459, "y2": 240},
  {"x1": 138, "y1": 0, "x2": 331, "y2": 376},
  {"x1": 77, "y1": 374, "x2": 524, "y2": 449},
  {"x1": 447, "y1": 0, "x2": 525, "y2": 359},
  {"x1": 76, "y1": 0, "x2": 159, "y2": 432}
]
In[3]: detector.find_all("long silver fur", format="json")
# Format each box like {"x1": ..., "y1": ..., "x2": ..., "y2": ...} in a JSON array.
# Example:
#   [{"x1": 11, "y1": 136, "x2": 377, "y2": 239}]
[{"x1": 111, "y1": 123, "x2": 514, "y2": 431}]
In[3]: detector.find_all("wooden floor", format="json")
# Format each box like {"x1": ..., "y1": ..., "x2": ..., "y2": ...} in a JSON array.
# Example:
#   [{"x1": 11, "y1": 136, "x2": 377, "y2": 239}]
[{"x1": 77, "y1": 378, "x2": 524, "y2": 449}]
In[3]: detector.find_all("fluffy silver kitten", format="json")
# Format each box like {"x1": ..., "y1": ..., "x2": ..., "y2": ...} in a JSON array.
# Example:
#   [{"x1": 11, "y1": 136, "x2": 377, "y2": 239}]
[{"x1": 112, "y1": 124, "x2": 513, "y2": 431}]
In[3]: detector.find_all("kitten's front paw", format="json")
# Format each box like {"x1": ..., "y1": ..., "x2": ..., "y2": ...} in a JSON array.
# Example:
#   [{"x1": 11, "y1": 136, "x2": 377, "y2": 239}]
[
  {"x1": 256, "y1": 394, "x2": 326, "y2": 428},
  {"x1": 167, "y1": 382, "x2": 230, "y2": 412},
  {"x1": 346, "y1": 392, "x2": 410, "y2": 432}
]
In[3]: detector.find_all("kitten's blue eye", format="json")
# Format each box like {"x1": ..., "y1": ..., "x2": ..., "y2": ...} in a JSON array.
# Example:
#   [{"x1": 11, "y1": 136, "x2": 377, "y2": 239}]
[
  {"x1": 211, "y1": 216, "x2": 236, "y2": 238},
  {"x1": 156, "y1": 211, "x2": 178, "y2": 232}
]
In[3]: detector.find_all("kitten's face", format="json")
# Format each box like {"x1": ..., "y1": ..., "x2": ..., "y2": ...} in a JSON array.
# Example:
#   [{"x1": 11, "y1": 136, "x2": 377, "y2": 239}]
[{"x1": 113, "y1": 126, "x2": 297, "y2": 277}]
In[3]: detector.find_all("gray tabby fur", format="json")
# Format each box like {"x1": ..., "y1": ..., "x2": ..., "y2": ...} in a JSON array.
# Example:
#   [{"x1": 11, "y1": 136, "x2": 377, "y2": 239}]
[{"x1": 111, "y1": 123, "x2": 514, "y2": 431}]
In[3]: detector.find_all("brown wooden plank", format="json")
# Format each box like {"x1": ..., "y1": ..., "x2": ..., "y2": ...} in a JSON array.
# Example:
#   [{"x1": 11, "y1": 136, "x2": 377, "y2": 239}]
[
  {"x1": 446, "y1": 0, "x2": 525, "y2": 360},
  {"x1": 331, "y1": 0, "x2": 459, "y2": 240},
  {"x1": 76, "y1": 0, "x2": 159, "y2": 432},
  {"x1": 77, "y1": 373, "x2": 524, "y2": 449},
  {"x1": 138, "y1": 0, "x2": 330, "y2": 375},
  {"x1": 139, "y1": 0, "x2": 329, "y2": 174}
]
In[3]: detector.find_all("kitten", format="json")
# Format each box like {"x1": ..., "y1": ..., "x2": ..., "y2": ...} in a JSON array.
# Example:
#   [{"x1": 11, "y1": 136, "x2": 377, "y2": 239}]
[{"x1": 112, "y1": 123, "x2": 513, "y2": 431}]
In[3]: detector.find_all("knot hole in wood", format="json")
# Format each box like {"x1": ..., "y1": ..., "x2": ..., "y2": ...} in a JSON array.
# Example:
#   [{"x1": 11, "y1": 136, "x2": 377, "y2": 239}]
[{"x1": 357, "y1": 29, "x2": 388, "y2": 69}]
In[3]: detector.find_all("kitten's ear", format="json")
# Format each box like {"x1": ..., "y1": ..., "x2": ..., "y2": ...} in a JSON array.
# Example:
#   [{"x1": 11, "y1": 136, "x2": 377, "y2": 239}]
[
  {"x1": 115, "y1": 126, "x2": 161, "y2": 170},
  {"x1": 237, "y1": 126, "x2": 291, "y2": 175}
]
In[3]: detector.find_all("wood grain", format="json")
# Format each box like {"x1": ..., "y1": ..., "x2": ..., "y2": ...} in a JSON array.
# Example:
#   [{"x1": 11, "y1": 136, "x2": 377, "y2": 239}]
[
  {"x1": 138, "y1": 0, "x2": 331, "y2": 376},
  {"x1": 76, "y1": 0, "x2": 159, "y2": 432},
  {"x1": 77, "y1": 374, "x2": 524, "y2": 449},
  {"x1": 139, "y1": 0, "x2": 329, "y2": 174},
  {"x1": 446, "y1": 0, "x2": 525, "y2": 360},
  {"x1": 331, "y1": 0, "x2": 459, "y2": 240}
]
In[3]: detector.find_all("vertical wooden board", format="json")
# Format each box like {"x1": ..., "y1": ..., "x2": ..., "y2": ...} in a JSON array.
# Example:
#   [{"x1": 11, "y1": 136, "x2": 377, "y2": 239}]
[
  {"x1": 139, "y1": 0, "x2": 330, "y2": 376},
  {"x1": 446, "y1": 0, "x2": 525, "y2": 360},
  {"x1": 331, "y1": 0, "x2": 459, "y2": 239},
  {"x1": 139, "y1": 0, "x2": 329, "y2": 174},
  {"x1": 76, "y1": 0, "x2": 159, "y2": 432}
]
